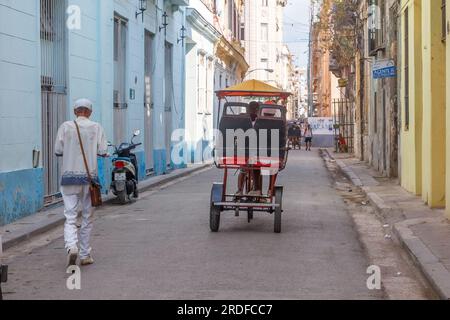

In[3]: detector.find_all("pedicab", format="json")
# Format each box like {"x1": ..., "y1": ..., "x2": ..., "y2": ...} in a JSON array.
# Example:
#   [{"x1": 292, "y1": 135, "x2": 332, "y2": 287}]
[{"x1": 211, "y1": 80, "x2": 292, "y2": 233}]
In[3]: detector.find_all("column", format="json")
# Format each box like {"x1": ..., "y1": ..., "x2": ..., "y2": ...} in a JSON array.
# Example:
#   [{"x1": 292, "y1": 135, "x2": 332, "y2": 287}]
[{"x1": 421, "y1": 0, "x2": 446, "y2": 207}]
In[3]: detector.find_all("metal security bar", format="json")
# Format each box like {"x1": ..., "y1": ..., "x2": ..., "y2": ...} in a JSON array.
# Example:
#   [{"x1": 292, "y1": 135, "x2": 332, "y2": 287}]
[
  {"x1": 41, "y1": 92, "x2": 66, "y2": 200},
  {"x1": 113, "y1": 15, "x2": 128, "y2": 144},
  {"x1": 40, "y1": 0, "x2": 67, "y2": 91},
  {"x1": 40, "y1": 0, "x2": 67, "y2": 200},
  {"x1": 333, "y1": 99, "x2": 355, "y2": 154}
]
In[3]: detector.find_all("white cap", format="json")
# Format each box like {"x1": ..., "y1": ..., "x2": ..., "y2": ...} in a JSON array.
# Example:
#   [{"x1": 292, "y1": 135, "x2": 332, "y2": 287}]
[{"x1": 74, "y1": 98, "x2": 93, "y2": 111}]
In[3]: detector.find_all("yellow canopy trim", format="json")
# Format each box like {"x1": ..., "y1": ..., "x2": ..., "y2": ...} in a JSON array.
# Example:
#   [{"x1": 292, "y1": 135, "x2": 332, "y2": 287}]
[{"x1": 215, "y1": 79, "x2": 292, "y2": 99}]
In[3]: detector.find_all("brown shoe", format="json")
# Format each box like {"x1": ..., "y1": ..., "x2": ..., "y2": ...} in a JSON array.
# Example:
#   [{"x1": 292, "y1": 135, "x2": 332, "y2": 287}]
[
  {"x1": 67, "y1": 247, "x2": 79, "y2": 267},
  {"x1": 80, "y1": 256, "x2": 94, "y2": 266}
]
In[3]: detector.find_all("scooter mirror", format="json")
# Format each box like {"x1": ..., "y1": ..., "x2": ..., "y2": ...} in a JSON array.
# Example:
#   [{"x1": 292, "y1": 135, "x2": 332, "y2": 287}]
[{"x1": 133, "y1": 129, "x2": 141, "y2": 137}]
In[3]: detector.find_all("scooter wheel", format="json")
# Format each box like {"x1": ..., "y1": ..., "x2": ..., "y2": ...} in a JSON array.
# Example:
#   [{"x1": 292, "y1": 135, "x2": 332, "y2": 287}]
[{"x1": 118, "y1": 191, "x2": 127, "y2": 205}]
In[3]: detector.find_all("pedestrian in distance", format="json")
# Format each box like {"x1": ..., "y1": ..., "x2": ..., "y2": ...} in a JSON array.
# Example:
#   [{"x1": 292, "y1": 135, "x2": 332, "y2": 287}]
[
  {"x1": 54, "y1": 98, "x2": 108, "y2": 267},
  {"x1": 288, "y1": 123, "x2": 296, "y2": 149},
  {"x1": 294, "y1": 123, "x2": 302, "y2": 150},
  {"x1": 304, "y1": 124, "x2": 313, "y2": 151}
]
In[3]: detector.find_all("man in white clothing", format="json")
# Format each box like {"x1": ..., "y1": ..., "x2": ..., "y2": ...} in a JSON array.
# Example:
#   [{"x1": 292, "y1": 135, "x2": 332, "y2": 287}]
[{"x1": 55, "y1": 98, "x2": 108, "y2": 267}]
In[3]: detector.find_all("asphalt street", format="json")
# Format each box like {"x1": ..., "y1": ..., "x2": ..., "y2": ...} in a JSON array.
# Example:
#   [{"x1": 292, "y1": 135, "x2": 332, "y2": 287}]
[{"x1": 2, "y1": 150, "x2": 398, "y2": 299}]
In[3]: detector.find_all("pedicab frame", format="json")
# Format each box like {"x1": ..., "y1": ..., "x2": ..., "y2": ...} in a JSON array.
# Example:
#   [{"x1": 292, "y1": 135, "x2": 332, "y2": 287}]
[{"x1": 211, "y1": 80, "x2": 292, "y2": 233}]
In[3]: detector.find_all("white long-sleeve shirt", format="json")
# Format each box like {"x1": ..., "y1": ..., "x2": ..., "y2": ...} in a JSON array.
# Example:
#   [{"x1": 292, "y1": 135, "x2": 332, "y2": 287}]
[{"x1": 54, "y1": 117, "x2": 108, "y2": 195}]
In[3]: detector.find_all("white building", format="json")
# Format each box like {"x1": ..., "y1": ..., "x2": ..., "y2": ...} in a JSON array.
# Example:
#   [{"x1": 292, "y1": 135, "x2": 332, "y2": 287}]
[
  {"x1": 183, "y1": 0, "x2": 248, "y2": 164},
  {"x1": 243, "y1": 0, "x2": 287, "y2": 85},
  {"x1": 279, "y1": 45, "x2": 297, "y2": 119},
  {"x1": 184, "y1": 0, "x2": 221, "y2": 163}
]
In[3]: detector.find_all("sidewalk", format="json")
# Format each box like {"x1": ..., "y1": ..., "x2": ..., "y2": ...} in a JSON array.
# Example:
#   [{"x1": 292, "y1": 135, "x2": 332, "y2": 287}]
[
  {"x1": 0, "y1": 163, "x2": 212, "y2": 252},
  {"x1": 323, "y1": 149, "x2": 450, "y2": 300}
]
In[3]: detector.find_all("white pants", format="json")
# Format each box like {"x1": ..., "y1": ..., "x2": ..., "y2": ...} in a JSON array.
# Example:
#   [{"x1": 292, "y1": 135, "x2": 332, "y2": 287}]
[{"x1": 61, "y1": 185, "x2": 94, "y2": 258}]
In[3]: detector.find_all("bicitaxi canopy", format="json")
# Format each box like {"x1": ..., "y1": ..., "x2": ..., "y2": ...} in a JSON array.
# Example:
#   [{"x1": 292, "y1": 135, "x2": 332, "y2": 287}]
[{"x1": 215, "y1": 79, "x2": 292, "y2": 100}]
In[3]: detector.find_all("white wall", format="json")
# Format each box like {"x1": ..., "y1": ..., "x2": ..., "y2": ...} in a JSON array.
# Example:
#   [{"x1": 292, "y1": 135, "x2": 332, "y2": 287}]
[
  {"x1": 0, "y1": 0, "x2": 41, "y2": 172},
  {"x1": 184, "y1": 4, "x2": 218, "y2": 162}
]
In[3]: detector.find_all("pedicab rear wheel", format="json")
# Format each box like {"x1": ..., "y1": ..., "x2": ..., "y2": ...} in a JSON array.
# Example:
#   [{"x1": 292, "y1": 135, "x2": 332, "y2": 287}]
[
  {"x1": 210, "y1": 183, "x2": 223, "y2": 232},
  {"x1": 210, "y1": 204, "x2": 220, "y2": 232},
  {"x1": 274, "y1": 186, "x2": 283, "y2": 233}
]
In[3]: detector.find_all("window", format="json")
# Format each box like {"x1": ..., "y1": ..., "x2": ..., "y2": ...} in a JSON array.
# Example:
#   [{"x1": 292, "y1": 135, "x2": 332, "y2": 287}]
[
  {"x1": 260, "y1": 107, "x2": 282, "y2": 118},
  {"x1": 240, "y1": 22, "x2": 245, "y2": 41},
  {"x1": 261, "y1": 23, "x2": 268, "y2": 41},
  {"x1": 197, "y1": 53, "x2": 206, "y2": 113},
  {"x1": 378, "y1": 0, "x2": 386, "y2": 46},
  {"x1": 442, "y1": 0, "x2": 447, "y2": 42},
  {"x1": 40, "y1": 0, "x2": 55, "y2": 40},
  {"x1": 40, "y1": 0, "x2": 66, "y2": 88},
  {"x1": 206, "y1": 58, "x2": 213, "y2": 114},
  {"x1": 404, "y1": 8, "x2": 410, "y2": 130},
  {"x1": 261, "y1": 58, "x2": 269, "y2": 80},
  {"x1": 368, "y1": 0, "x2": 386, "y2": 55}
]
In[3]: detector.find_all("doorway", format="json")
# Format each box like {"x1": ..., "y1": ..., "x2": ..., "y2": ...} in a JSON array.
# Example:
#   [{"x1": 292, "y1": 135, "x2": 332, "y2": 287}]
[
  {"x1": 164, "y1": 42, "x2": 173, "y2": 169},
  {"x1": 40, "y1": 0, "x2": 67, "y2": 202},
  {"x1": 113, "y1": 15, "x2": 128, "y2": 145},
  {"x1": 144, "y1": 31, "x2": 154, "y2": 174}
]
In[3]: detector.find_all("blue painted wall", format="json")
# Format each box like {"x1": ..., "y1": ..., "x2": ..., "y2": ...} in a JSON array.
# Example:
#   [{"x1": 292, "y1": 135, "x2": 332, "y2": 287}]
[{"x1": 0, "y1": 169, "x2": 44, "y2": 226}]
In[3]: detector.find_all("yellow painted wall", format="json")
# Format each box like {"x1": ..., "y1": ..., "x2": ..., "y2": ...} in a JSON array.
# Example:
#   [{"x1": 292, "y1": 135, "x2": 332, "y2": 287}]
[
  {"x1": 400, "y1": 0, "x2": 422, "y2": 195},
  {"x1": 421, "y1": 0, "x2": 446, "y2": 207},
  {"x1": 446, "y1": 0, "x2": 450, "y2": 218}
]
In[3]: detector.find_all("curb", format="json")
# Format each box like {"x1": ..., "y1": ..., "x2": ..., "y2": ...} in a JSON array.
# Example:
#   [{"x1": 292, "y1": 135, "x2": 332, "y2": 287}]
[
  {"x1": 1, "y1": 163, "x2": 212, "y2": 251},
  {"x1": 322, "y1": 149, "x2": 391, "y2": 214},
  {"x1": 321, "y1": 148, "x2": 450, "y2": 300},
  {"x1": 393, "y1": 219, "x2": 450, "y2": 300},
  {"x1": 335, "y1": 159, "x2": 363, "y2": 187}
]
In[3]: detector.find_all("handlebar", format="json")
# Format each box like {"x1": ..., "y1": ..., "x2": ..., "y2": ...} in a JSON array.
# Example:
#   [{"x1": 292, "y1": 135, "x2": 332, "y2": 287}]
[{"x1": 110, "y1": 142, "x2": 142, "y2": 155}]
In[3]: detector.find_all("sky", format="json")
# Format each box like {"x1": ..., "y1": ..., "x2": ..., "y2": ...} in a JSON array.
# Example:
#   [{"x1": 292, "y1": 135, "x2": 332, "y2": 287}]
[{"x1": 283, "y1": 0, "x2": 311, "y2": 69}]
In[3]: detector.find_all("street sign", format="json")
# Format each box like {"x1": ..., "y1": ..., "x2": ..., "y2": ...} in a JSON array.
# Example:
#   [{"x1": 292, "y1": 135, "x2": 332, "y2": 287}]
[{"x1": 372, "y1": 59, "x2": 397, "y2": 79}]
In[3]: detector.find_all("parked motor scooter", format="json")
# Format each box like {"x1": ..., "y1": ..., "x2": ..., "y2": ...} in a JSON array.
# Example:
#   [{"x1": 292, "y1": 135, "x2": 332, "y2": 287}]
[{"x1": 108, "y1": 130, "x2": 142, "y2": 204}]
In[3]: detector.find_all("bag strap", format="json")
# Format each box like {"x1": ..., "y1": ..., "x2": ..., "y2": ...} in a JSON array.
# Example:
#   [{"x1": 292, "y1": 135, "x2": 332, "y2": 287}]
[{"x1": 74, "y1": 120, "x2": 94, "y2": 185}]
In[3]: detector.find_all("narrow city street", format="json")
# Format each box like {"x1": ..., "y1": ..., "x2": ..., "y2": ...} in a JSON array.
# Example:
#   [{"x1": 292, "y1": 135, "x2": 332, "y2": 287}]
[{"x1": 1, "y1": 150, "x2": 434, "y2": 300}]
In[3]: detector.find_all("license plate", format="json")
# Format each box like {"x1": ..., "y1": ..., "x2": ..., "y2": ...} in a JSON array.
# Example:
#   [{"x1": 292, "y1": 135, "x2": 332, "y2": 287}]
[{"x1": 115, "y1": 173, "x2": 126, "y2": 181}]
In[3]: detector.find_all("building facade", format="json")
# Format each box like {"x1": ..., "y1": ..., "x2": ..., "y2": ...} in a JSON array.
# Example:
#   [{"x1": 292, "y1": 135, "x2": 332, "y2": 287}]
[
  {"x1": 279, "y1": 45, "x2": 298, "y2": 120},
  {"x1": 243, "y1": 0, "x2": 287, "y2": 85},
  {"x1": 184, "y1": 0, "x2": 221, "y2": 163},
  {"x1": 398, "y1": 0, "x2": 447, "y2": 211},
  {"x1": 356, "y1": 0, "x2": 400, "y2": 177},
  {"x1": 212, "y1": 0, "x2": 249, "y2": 127},
  {"x1": 346, "y1": 0, "x2": 450, "y2": 218},
  {"x1": 310, "y1": 2, "x2": 332, "y2": 118},
  {"x1": 0, "y1": 0, "x2": 189, "y2": 225},
  {"x1": 0, "y1": 0, "x2": 254, "y2": 226}
]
